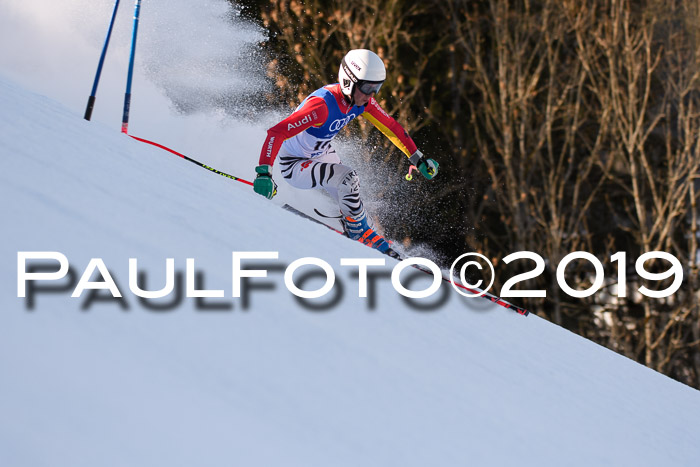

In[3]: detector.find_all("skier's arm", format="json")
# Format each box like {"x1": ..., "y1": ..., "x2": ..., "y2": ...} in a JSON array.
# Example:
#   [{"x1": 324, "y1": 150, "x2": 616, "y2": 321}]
[
  {"x1": 362, "y1": 97, "x2": 418, "y2": 158},
  {"x1": 254, "y1": 97, "x2": 329, "y2": 199},
  {"x1": 258, "y1": 97, "x2": 329, "y2": 167},
  {"x1": 363, "y1": 98, "x2": 438, "y2": 180}
]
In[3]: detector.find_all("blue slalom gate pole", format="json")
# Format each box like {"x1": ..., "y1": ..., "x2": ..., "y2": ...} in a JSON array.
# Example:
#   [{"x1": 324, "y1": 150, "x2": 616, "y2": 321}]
[
  {"x1": 121, "y1": 0, "x2": 142, "y2": 134},
  {"x1": 84, "y1": 0, "x2": 121, "y2": 121}
]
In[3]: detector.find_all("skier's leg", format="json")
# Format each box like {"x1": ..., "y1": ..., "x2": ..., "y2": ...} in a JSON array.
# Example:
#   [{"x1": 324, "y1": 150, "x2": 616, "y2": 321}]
[
  {"x1": 279, "y1": 146, "x2": 366, "y2": 219},
  {"x1": 279, "y1": 147, "x2": 395, "y2": 255}
]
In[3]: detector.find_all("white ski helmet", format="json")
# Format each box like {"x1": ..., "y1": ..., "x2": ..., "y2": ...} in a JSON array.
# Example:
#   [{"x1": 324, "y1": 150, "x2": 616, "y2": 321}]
[{"x1": 338, "y1": 49, "x2": 386, "y2": 103}]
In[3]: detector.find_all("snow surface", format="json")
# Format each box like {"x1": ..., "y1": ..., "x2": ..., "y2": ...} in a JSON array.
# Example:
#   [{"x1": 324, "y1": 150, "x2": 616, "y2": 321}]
[{"x1": 1, "y1": 1, "x2": 700, "y2": 466}]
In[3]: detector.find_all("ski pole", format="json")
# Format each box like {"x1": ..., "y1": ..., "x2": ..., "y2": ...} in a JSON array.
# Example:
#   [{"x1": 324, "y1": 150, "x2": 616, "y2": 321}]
[
  {"x1": 84, "y1": 0, "x2": 121, "y2": 121},
  {"x1": 128, "y1": 134, "x2": 254, "y2": 186},
  {"x1": 405, "y1": 165, "x2": 418, "y2": 181},
  {"x1": 121, "y1": 0, "x2": 142, "y2": 134}
]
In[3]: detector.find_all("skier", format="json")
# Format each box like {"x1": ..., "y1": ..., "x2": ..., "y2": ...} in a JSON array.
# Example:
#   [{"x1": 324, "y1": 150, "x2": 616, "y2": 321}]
[{"x1": 253, "y1": 49, "x2": 438, "y2": 257}]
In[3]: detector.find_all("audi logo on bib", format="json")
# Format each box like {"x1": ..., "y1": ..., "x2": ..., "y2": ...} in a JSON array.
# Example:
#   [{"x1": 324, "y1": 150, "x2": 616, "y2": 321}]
[{"x1": 329, "y1": 115, "x2": 356, "y2": 132}]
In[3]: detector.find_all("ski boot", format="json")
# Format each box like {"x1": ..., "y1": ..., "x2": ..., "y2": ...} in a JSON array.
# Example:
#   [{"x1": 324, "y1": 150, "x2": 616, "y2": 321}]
[{"x1": 342, "y1": 212, "x2": 401, "y2": 259}]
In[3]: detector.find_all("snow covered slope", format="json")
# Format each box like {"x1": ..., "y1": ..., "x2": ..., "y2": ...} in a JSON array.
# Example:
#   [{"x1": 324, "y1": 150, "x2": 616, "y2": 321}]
[{"x1": 2, "y1": 72, "x2": 700, "y2": 467}]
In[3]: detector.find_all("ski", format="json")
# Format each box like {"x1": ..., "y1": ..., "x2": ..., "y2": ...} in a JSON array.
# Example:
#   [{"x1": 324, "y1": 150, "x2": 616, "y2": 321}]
[
  {"x1": 283, "y1": 204, "x2": 402, "y2": 259},
  {"x1": 282, "y1": 204, "x2": 529, "y2": 316}
]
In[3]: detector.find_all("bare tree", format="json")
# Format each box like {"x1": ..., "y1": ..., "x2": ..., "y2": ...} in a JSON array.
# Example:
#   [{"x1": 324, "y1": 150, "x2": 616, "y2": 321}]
[{"x1": 573, "y1": 0, "x2": 700, "y2": 379}]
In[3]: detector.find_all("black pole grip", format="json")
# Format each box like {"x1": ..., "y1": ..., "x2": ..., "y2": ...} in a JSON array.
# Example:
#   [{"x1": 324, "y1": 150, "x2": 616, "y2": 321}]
[{"x1": 84, "y1": 95, "x2": 96, "y2": 121}]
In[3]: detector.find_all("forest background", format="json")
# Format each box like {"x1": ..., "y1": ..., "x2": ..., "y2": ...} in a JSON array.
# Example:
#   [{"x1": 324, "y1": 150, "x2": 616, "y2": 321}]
[{"x1": 232, "y1": 0, "x2": 700, "y2": 389}]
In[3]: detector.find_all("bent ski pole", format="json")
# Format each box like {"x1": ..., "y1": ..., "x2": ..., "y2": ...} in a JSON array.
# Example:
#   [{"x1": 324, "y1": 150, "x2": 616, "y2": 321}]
[{"x1": 128, "y1": 134, "x2": 253, "y2": 186}]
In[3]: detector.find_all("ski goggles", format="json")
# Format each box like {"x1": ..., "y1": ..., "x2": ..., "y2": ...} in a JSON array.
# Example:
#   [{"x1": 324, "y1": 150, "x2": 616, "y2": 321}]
[{"x1": 356, "y1": 80, "x2": 384, "y2": 95}]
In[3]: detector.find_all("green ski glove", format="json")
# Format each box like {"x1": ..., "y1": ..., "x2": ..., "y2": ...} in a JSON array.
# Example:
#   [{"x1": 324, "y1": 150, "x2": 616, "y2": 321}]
[
  {"x1": 253, "y1": 165, "x2": 278, "y2": 199},
  {"x1": 409, "y1": 150, "x2": 439, "y2": 180}
]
